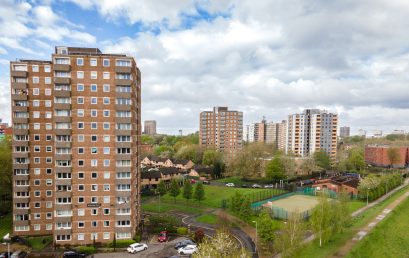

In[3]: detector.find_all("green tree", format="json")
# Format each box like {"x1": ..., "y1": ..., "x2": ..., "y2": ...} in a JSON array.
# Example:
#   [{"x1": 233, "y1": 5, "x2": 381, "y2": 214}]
[
  {"x1": 194, "y1": 183, "x2": 205, "y2": 202},
  {"x1": 169, "y1": 179, "x2": 181, "y2": 203},
  {"x1": 157, "y1": 180, "x2": 167, "y2": 196},
  {"x1": 265, "y1": 155, "x2": 285, "y2": 180},
  {"x1": 387, "y1": 147, "x2": 401, "y2": 168},
  {"x1": 310, "y1": 194, "x2": 332, "y2": 247},
  {"x1": 213, "y1": 160, "x2": 225, "y2": 179},
  {"x1": 183, "y1": 180, "x2": 193, "y2": 202},
  {"x1": 239, "y1": 197, "x2": 253, "y2": 220},
  {"x1": 141, "y1": 135, "x2": 154, "y2": 144},
  {"x1": 276, "y1": 211, "x2": 305, "y2": 258},
  {"x1": 202, "y1": 149, "x2": 223, "y2": 166},
  {"x1": 348, "y1": 148, "x2": 365, "y2": 172},
  {"x1": 175, "y1": 145, "x2": 203, "y2": 164},
  {"x1": 230, "y1": 192, "x2": 244, "y2": 214},
  {"x1": 258, "y1": 210, "x2": 282, "y2": 242},
  {"x1": 0, "y1": 136, "x2": 12, "y2": 215},
  {"x1": 194, "y1": 229, "x2": 250, "y2": 258},
  {"x1": 300, "y1": 156, "x2": 316, "y2": 175},
  {"x1": 154, "y1": 145, "x2": 174, "y2": 158},
  {"x1": 314, "y1": 150, "x2": 331, "y2": 170}
]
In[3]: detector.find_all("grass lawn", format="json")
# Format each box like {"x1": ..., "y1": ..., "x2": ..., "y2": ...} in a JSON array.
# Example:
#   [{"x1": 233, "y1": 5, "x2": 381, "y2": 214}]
[
  {"x1": 196, "y1": 214, "x2": 218, "y2": 224},
  {"x1": 27, "y1": 236, "x2": 53, "y2": 251},
  {"x1": 292, "y1": 185, "x2": 409, "y2": 258},
  {"x1": 142, "y1": 201, "x2": 203, "y2": 214},
  {"x1": 347, "y1": 200, "x2": 366, "y2": 213},
  {"x1": 161, "y1": 185, "x2": 280, "y2": 209},
  {"x1": 0, "y1": 213, "x2": 12, "y2": 239},
  {"x1": 346, "y1": 195, "x2": 409, "y2": 258},
  {"x1": 215, "y1": 177, "x2": 249, "y2": 185}
]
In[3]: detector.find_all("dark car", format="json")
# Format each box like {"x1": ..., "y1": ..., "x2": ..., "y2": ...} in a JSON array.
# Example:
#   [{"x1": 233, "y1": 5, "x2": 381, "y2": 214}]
[
  {"x1": 10, "y1": 236, "x2": 28, "y2": 245},
  {"x1": 241, "y1": 184, "x2": 248, "y2": 188},
  {"x1": 174, "y1": 240, "x2": 196, "y2": 249},
  {"x1": 202, "y1": 180, "x2": 210, "y2": 185},
  {"x1": 0, "y1": 252, "x2": 13, "y2": 258},
  {"x1": 62, "y1": 251, "x2": 87, "y2": 258}
]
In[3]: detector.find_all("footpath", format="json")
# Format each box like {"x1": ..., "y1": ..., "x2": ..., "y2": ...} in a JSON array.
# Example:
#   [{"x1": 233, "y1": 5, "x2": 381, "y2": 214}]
[{"x1": 331, "y1": 179, "x2": 409, "y2": 257}]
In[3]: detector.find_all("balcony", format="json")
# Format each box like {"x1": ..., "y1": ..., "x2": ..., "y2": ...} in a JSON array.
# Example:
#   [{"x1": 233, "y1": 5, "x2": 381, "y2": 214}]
[
  {"x1": 55, "y1": 142, "x2": 71, "y2": 148},
  {"x1": 54, "y1": 167, "x2": 72, "y2": 173},
  {"x1": 116, "y1": 92, "x2": 132, "y2": 98},
  {"x1": 13, "y1": 220, "x2": 29, "y2": 226},
  {"x1": 54, "y1": 77, "x2": 71, "y2": 84},
  {"x1": 14, "y1": 185, "x2": 29, "y2": 192},
  {"x1": 116, "y1": 142, "x2": 132, "y2": 148},
  {"x1": 13, "y1": 174, "x2": 29, "y2": 181},
  {"x1": 115, "y1": 104, "x2": 132, "y2": 111},
  {"x1": 54, "y1": 64, "x2": 71, "y2": 72},
  {"x1": 13, "y1": 163, "x2": 29, "y2": 170},
  {"x1": 13, "y1": 141, "x2": 29, "y2": 147},
  {"x1": 115, "y1": 202, "x2": 131, "y2": 209},
  {"x1": 116, "y1": 178, "x2": 131, "y2": 184},
  {"x1": 115, "y1": 227, "x2": 132, "y2": 233},
  {"x1": 11, "y1": 94, "x2": 28, "y2": 101},
  {"x1": 115, "y1": 129, "x2": 132, "y2": 136},
  {"x1": 54, "y1": 228, "x2": 72, "y2": 235},
  {"x1": 54, "y1": 129, "x2": 72, "y2": 135},
  {"x1": 54, "y1": 116, "x2": 71, "y2": 123},
  {"x1": 54, "y1": 90, "x2": 71, "y2": 98},
  {"x1": 55, "y1": 154, "x2": 72, "y2": 160},
  {"x1": 14, "y1": 196, "x2": 30, "y2": 203},
  {"x1": 54, "y1": 103, "x2": 71, "y2": 110},
  {"x1": 115, "y1": 191, "x2": 131, "y2": 197},
  {"x1": 13, "y1": 152, "x2": 29, "y2": 159},
  {"x1": 116, "y1": 214, "x2": 132, "y2": 221},
  {"x1": 13, "y1": 106, "x2": 28, "y2": 112},
  {"x1": 11, "y1": 71, "x2": 28, "y2": 77},
  {"x1": 55, "y1": 203, "x2": 72, "y2": 210},
  {"x1": 11, "y1": 82, "x2": 28, "y2": 89},
  {"x1": 13, "y1": 129, "x2": 28, "y2": 135},
  {"x1": 115, "y1": 66, "x2": 132, "y2": 73},
  {"x1": 115, "y1": 79, "x2": 132, "y2": 86},
  {"x1": 115, "y1": 117, "x2": 132, "y2": 124},
  {"x1": 55, "y1": 191, "x2": 72, "y2": 198},
  {"x1": 54, "y1": 216, "x2": 72, "y2": 223}
]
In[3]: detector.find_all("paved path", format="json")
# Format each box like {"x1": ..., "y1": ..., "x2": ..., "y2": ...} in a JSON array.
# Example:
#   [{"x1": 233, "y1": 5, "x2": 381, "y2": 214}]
[{"x1": 331, "y1": 181, "x2": 409, "y2": 258}]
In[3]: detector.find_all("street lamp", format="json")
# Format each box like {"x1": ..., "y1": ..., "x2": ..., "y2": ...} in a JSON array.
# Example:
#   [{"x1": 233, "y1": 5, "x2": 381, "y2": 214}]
[{"x1": 252, "y1": 220, "x2": 258, "y2": 253}]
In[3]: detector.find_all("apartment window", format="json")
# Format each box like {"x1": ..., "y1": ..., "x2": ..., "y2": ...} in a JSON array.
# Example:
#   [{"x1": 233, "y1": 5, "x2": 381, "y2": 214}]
[
  {"x1": 77, "y1": 97, "x2": 84, "y2": 104},
  {"x1": 77, "y1": 84, "x2": 84, "y2": 91},
  {"x1": 103, "y1": 84, "x2": 110, "y2": 92},
  {"x1": 103, "y1": 97, "x2": 110, "y2": 104},
  {"x1": 91, "y1": 147, "x2": 98, "y2": 154},
  {"x1": 91, "y1": 160, "x2": 97, "y2": 167},
  {"x1": 44, "y1": 65, "x2": 51, "y2": 72},
  {"x1": 103, "y1": 172, "x2": 110, "y2": 179},
  {"x1": 103, "y1": 160, "x2": 110, "y2": 167},
  {"x1": 33, "y1": 123, "x2": 40, "y2": 130},
  {"x1": 91, "y1": 97, "x2": 97, "y2": 104},
  {"x1": 34, "y1": 146, "x2": 40, "y2": 152},
  {"x1": 45, "y1": 88, "x2": 51, "y2": 95},
  {"x1": 46, "y1": 179, "x2": 52, "y2": 186},
  {"x1": 78, "y1": 209, "x2": 85, "y2": 216},
  {"x1": 78, "y1": 172, "x2": 84, "y2": 179},
  {"x1": 46, "y1": 202, "x2": 52, "y2": 208},
  {"x1": 46, "y1": 224, "x2": 52, "y2": 230},
  {"x1": 78, "y1": 147, "x2": 84, "y2": 154},
  {"x1": 77, "y1": 58, "x2": 84, "y2": 66},
  {"x1": 92, "y1": 209, "x2": 98, "y2": 215},
  {"x1": 78, "y1": 185, "x2": 84, "y2": 191},
  {"x1": 34, "y1": 135, "x2": 40, "y2": 141},
  {"x1": 91, "y1": 185, "x2": 98, "y2": 191},
  {"x1": 33, "y1": 112, "x2": 40, "y2": 119},
  {"x1": 46, "y1": 146, "x2": 52, "y2": 152},
  {"x1": 32, "y1": 65, "x2": 39, "y2": 72},
  {"x1": 46, "y1": 135, "x2": 52, "y2": 141},
  {"x1": 91, "y1": 135, "x2": 97, "y2": 142},
  {"x1": 46, "y1": 168, "x2": 52, "y2": 174},
  {"x1": 103, "y1": 72, "x2": 110, "y2": 79},
  {"x1": 91, "y1": 84, "x2": 97, "y2": 92},
  {"x1": 103, "y1": 208, "x2": 110, "y2": 215},
  {"x1": 46, "y1": 123, "x2": 52, "y2": 130},
  {"x1": 103, "y1": 184, "x2": 110, "y2": 191},
  {"x1": 33, "y1": 88, "x2": 40, "y2": 95},
  {"x1": 34, "y1": 168, "x2": 40, "y2": 175},
  {"x1": 33, "y1": 100, "x2": 40, "y2": 107},
  {"x1": 34, "y1": 157, "x2": 40, "y2": 164},
  {"x1": 91, "y1": 110, "x2": 97, "y2": 117},
  {"x1": 78, "y1": 234, "x2": 84, "y2": 241},
  {"x1": 77, "y1": 109, "x2": 84, "y2": 117},
  {"x1": 116, "y1": 60, "x2": 131, "y2": 66},
  {"x1": 45, "y1": 112, "x2": 52, "y2": 119},
  {"x1": 91, "y1": 71, "x2": 97, "y2": 79},
  {"x1": 103, "y1": 110, "x2": 110, "y2": 117},
  {"x1": 90, "y1": 58, "x2": 97, "y2": 66},
  {"x1": 103, "y1": 196, "x2": 110, "y2": 203},
  {"x1": 78, "y1": 160, "x2": 84, "y2": 167},
  {"x1": 77, "y1": 71, "x2": 84, "y2": 79},
  {"x1": 78, "y1": 222, "x2": 84, "y2": 228},
  {"x1": 45, "y1": 100, "x2": 52, "y2": 107},
  {"x1": 34, "y1": 191, "x2": 40, "y2": 197},
  {"x1": 103, "y1": 123, "x2": 109, "y2": 130},
  {"x1": 46, "y1": 190, "x2": 52, "y2": 197},
  {"x1": 104, "y1": 221, "x2": 110, "y2": 227},
  {"x1": 92, "y1": 221, "x2": 97, "y2": 227},
  {"x1": 91, "y1": 172, "x2": 98, "y2": 178},
  {"x1": 45, "y1": 77, "x2": 51, "y2": 84},
  {"x1": 78, "y1": 122, "x2": 84, "y2": 129},
  {"x1": 78, "y1": 135, "x2": 84, "y2": 142},
  {"x1": 103, "y1": 59, "x2": 110, "y2": 67},
  {"x1": 103, "y1": 233, "x2": 110, "y2": 240},
  {"x1": 103, "y1": 136, "x2": 110, "y2": 142},
  {"x1": 78, "y1": 197, "x2": 84, "y2": 203},
  {"x1": 33, "y1": 77, "x2": 39, "y2": 84}
]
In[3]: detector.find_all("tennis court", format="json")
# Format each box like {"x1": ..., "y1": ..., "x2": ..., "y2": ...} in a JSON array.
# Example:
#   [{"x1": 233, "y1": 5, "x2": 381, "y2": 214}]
[{"x1": 262, "y1": 194, "x2": 319, "y2": 213}]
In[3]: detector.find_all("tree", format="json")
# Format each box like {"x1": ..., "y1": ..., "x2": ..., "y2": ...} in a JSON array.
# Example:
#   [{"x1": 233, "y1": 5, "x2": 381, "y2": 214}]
[
  {"x1": 169, "y1": 179, "x2": 181, "y2": 203},
  {"x1": 194, "y1": 228, "x2": 205, "y2": 243},
  {"x1": 202, "y1": 149, "x2": 223, "y2": 166},
  {"x1": 314, "y1": 150, "x2": 331, "y2": 170},
  {"x1": 154, "y1": 145, "x2": 174, "y2": 158},
  {"x1": 213, "y1": 160, "x2": 225, "y2": 179},
  {"x1": 282, "y1": 155, "x2": 296, "y2": 176},
  {"x1": 348, "y1": 148, "x2": 365, "y2": 172},
  {"x1": 310, "y1": 194, "x2": 332, "y2": 247},
  {"x1": 183, "y1": 180, "x2": 193, "y2": 202},
  {"x1": 387, "y1": 147, "x2": 401, "y2": 168},
  {"x1": 141, "y1": 134, "x2": 154, "y2": 144},
  {"x1": 275, "y1": 212, "x2": 305, "y2": 258},
  {"x1": 265, "y1": 155, "x2": 285, "y2": 180},
  {"x1": 239, "y1": 197, "x2": 253, "y2": 220},
  {"x1": 300, "y1": 156, "x2": 316, "y2": 175},
  {"x1": 230, "y1": 192, "x2": 244, "y2": 214},
  {"x1": 157, "y1": 180, "x2": 167, "y2": 196},
  {"x1": 258, "y1": 210, "x2": 282, "y2": 243},
  {"x1": 194, "y1": 183, "x2": 205, "y2": 202},
  {"x1": 175, "y1": 145, "x2": 204, "y2": 164},
  {"x1": 194, "y1": 229, "x2": 250, "y2": 258},
  {"x1": 0, "y1": 136, "x2": 12, "y2": 215}
]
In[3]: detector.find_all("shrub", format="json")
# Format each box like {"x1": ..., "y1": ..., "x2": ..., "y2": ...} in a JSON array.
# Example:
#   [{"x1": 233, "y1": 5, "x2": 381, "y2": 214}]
[
  {"x1": 78, "y1": 246, "x2": 96, "y2": 254},
  {"x1": 133, "y1": 234, "x2": 141, "y2": 242},
  {"x1": 177, "y1": 227, "x2": 188, "y2": 235},
  {"x1": 108, "y1": 239, "x2": 136, "y2": 248}
]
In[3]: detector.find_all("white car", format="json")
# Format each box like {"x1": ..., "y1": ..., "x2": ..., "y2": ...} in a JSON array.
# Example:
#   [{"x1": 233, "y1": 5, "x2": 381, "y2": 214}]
[
  {"x1": 178, "y1": 244, "x2": 198, "y2": 255},
  {"x1": 264, "y1": 184, "x2": 274, "y2": 188},
  {"x1": 225, "y1": 183, "x2": 235, "y2": 187},
  {"x1": 127, "y1": 243, "x2": 148, "y2": 254}
]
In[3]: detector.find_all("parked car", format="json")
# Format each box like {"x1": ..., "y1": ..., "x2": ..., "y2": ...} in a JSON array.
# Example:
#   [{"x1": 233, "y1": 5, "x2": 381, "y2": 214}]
[
  {"x1": 225, "y1": 183, "x2": 235, "y2": 187},
  {"x1": 264, "y1": 184, "x2": 274, "y2": 188},
  {"x1": 62, "y1": 251, "x2": 87, "y2": 258},
  {"x1": 0, "y1": 252, "x2": 13, "y2": 258},
  {"x1": 127, "y1": 243, "x2": 148, "y2": 254},
  {"x1": 252, "y1": 184, "x2": 262, "y2": 188},
  {"x1": 241, "y1": 184, "x2": 248, "y2": 188},
  {"x1": 202, "y1": 180, "x2": 210, "y2": 185},
  {"x1": 10, "y1": 236, "x2": 28, "y2": 245},
  {"x1": 178, "y1": 245, "x2": 198, "y2": 255},
  {"x1": 174, "y1": 239, "x2": 196, "y2": 249},
  {"x1": 158, "y1": 231, "x2": 168, "y2": 242},
  {"x1": 10, "y1": 251, "x2": 27, "y2": 258}
]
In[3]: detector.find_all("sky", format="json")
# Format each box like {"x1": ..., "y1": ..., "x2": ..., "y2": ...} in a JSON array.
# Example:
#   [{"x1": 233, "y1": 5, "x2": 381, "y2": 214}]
[{"x1": 1, "y1": 0, "x2": 409, "y2": 135}]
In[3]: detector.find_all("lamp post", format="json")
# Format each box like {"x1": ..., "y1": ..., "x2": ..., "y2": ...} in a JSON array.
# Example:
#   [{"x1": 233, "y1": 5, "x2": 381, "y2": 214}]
[{"x1": 252, "y1": 220, "x2": 258, "y2": 253}]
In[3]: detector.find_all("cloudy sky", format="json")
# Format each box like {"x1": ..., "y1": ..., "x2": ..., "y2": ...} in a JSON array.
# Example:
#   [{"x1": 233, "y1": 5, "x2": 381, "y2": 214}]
[{"x1": 1, "y1": 0, "x2": 409, "y2": 135}]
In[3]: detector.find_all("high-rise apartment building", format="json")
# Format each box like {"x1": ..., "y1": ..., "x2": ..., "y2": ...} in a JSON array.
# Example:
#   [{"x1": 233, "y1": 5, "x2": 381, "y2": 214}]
[
  {"x1": 285, "y1": 109, "x2": 337, "y2": 158},
  {"x1": 143, "y1": 120, "x2": 156, "y2": 136},
  {"x1": 339, "y1": 126, "x2": 350, "y2": 138},
  {"x1": 10, "y1": 46, "x2": 141, "y2": 245},
  {"x1": 199, "y1": 107, "x2": 243, "y2": 154},
  {"x1": 244, "y1": 119, "x2": 287, "y2": 150}
]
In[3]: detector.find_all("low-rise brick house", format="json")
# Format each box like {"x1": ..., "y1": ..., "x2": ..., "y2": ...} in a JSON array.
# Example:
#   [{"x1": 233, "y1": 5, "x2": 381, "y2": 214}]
[
  {"x1": 189, "y1": 165, "x2": 214, "y2": 179},
  {"x1": 312, "y1": 176, "x2": 360, "y2": 196},
  {"x1": 365, "y1": 145, "x2": 408, "y2": 168},
  {"x1": 172, "y1": 159, "x2": 195, "y2": 170}
]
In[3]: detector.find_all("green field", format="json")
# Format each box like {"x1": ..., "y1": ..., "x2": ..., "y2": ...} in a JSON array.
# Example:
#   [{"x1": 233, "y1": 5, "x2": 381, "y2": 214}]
[
  {"x1": 293, "y1": 185, "x2": 409, "y2": 258},
  {"x1": 160, "y1": 185, "x2": 279, "y2": 208},
  {"x1": 0, "y1": 213, "x2": 12, "y2": 240},
  {"x1": 142, "y1": 201, "x2": 203, "y2": 214},
  {"x1": 196, "y1": 214, "x2": 218, "y2": 224},
  {"x1": 27, "y1": 236, "x2": 53, "y2": 251},
  {"x1": 346, "y1": 195, "x2": 409, "y2": 258}
]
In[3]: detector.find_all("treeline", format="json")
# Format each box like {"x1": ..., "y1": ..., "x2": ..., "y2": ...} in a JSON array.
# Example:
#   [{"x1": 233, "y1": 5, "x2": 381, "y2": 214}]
[
  {"x1": 0, "y1": 136, "x2": 12, "y2": 216},
  {"x1": 358, "y1": 173, "x2": 402, "y2": 201}
]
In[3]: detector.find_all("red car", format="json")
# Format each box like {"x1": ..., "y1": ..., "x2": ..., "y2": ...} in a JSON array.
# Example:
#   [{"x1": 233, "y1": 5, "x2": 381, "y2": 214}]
[{"x1": 158, "y1": 231, "x2": 168, "y2": 242}]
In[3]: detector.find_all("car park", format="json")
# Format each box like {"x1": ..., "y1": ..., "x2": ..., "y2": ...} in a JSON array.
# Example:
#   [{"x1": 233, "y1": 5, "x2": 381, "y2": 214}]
[
  {"x1": 174, "y1": 240, "x2": 195, "y2": 249},
  {"x1": 252, "y1": 184, "x2": 262, "y2": 188},
  {"x1": 62, "y1": 251, "x2": 87, "y2": 258},
  {"x1": 177, "y1": 245, "x2": 198, "y2": 255},
  {"x1": 225, "y1": 183, "x2": 235, "y2": 187},
  {"x1": 158, "y1": 231, "x2": 169, "y2": 242},
  {"x1": 127, "y1": 243, "x2": 148, "y2": 254}
]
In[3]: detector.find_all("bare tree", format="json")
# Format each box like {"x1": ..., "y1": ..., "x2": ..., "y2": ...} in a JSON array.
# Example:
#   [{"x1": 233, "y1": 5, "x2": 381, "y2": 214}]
[{"x1": 387, "y1": 147, "x2": 401, "y2": 168}]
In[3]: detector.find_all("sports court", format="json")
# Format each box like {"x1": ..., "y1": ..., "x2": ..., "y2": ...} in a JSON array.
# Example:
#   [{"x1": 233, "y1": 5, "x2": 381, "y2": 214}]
[{"x1": 262, "y1": 194, "x2": 319, "y2": 213}]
